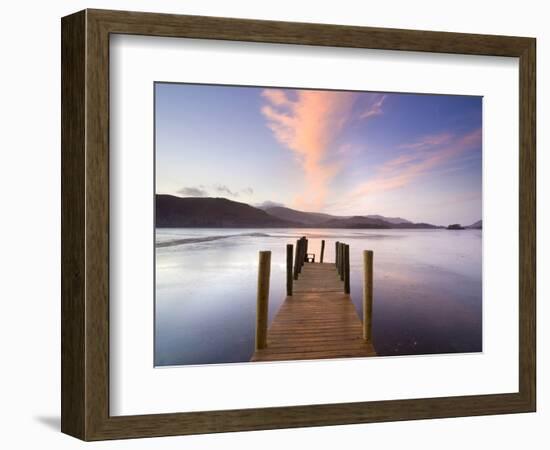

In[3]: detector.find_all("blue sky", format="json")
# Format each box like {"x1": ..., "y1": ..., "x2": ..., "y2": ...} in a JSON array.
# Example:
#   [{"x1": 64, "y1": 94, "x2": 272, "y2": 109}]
[{"x1": 155, "y1": 82, "x2": 482, "y2": 226}]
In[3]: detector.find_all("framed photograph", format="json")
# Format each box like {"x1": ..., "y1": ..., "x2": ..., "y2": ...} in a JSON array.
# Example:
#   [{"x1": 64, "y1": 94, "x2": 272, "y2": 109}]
[{"x1": 61, "y1": 9, "x2": 536, "y2": 440}]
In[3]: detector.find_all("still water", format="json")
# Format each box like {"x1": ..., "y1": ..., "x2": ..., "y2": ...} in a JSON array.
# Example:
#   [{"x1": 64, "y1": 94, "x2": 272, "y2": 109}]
[{"x1": 155, "y1": 228, "x2": 482, "y2": 366}]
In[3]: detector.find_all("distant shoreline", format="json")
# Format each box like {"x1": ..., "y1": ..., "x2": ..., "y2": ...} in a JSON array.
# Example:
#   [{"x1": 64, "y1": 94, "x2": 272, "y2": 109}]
[
  {"x1": 155, "y1": 194, "x2": 481, "y2": 230},
  {"x1": 155, "y1": 224, "x2": 455, "y2": 230}
]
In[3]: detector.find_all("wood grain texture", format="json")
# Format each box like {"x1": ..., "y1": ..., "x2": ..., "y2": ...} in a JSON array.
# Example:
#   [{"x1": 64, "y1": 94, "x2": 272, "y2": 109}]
[
  {"x1": 343, "y1": 245, "x2": 350, "y2": 294},
  {"x1": 61, "y1": 8, "x2": 536, "y2": 440},
  {"x1": 251, "y1": 263, "x2": 376, "y2": 362},
  {"x1": 61, "y1": 10, "x2": 86, "y2": 439},
  {"x1": 85, "y1": 10, "x2": 111, "y2": 441},
  {"x1": 256, "y1": 251, "x2": 271, "y2": 350},
  {"x1": 363, "y1": 251, "x2": 374, "y2": 342},
  {"x1": 286, "y1": 244, "x2": 293, "y2": 295},
  {"x1": 518, "y1": 39, "x2": 536, "y2": 410},
  {"x1": 89, "y1": 8, "x2": 532, "y2": 56}
]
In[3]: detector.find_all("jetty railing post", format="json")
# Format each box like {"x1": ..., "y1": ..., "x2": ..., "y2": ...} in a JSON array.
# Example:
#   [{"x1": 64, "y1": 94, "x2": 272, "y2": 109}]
[
  {"x1": 297, "y1": 238, "x2": 305, "y2": 274},
  {"x1": 303, "y1": 237, "x2": 309, "y2": 262},
  {"x1": 297, "y1": 239, "x2": 302, "y2": 275},
  {"x1": 362, "y1": 250, "x2": 374, "y2": 342},
  {"x1": 337, "y1": 242, "x2": 341, "y2": 273},
  {"x1": 255, "y1": 251, "x2": 271, "y2": 350},
  {"x1": 335, "y1": 241, "x2": 339, "y2": 268},
  {"x1": 336, "y1": 242, "x2": 340, "y2": 274},
  {"x1": 339, "y1": 243, "x2": 345, "y2": 281},
  {"x1": 344, "y1": 244, "x2": 350, "y2": 294},
  {"x1": 320, "y1": 239, "x2": 325, "y2": 263},
  {"x1": 286, "y1": 244, "x2": 293, "y2": 296},
  {"x1": 293, "y1": 239, "x2": 301, "y2": 280},
  {"x1": 336, "y1": 242, "x2": 342, "y2": 275}
]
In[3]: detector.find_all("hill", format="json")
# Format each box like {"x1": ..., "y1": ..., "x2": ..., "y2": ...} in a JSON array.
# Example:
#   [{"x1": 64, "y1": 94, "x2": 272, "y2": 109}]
[
  {"x1": 317, "y1": 216, "x2": 440, "y2": 229},
  {"x1": 317, "y1": 216, "x2": 392, "y2": 229},
  {"x1": 466, "y1": 220, "x2": 482, "y2": 229},
  {"x1": 366, "y1": 214, "x2": 412, "y2": 225},
  {"x1": 263, "y1": 206, "x2": 337, "y2": 226},
  {"x1": 156, "y1": 195, "x2": 443, "y2": 229},
  {"x1": 263, "y1": 206, "x2": 419, "y2": 227},
  {"x1": 156, "y1": 195, "x2": 297, "y2": 228}
]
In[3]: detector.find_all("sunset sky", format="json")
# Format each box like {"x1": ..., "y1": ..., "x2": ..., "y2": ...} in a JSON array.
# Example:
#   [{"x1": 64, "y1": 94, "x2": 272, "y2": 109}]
[{"x1": 155, "y1": 83, "x2": 482, "y2": 226}]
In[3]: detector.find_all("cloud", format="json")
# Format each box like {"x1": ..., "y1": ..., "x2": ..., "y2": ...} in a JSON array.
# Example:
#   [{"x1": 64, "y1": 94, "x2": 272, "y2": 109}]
[
  {"x1": 397, "y1": 132, "x2": 453, "y2": 150},
  {"x1": 261, "y1": 89, "x2": 361, "y2": 210},
  {"x1": 256, "y1": 200, "x2": 285, "y2": 209},
  {"x1": 213, "y1": 185, "x2": 254, "y2": 197},
  {"x1": 214, "y1": 184, "x2": 239, "y2": 197},
  {"x1": 360, "y1": 94, "x2": 386, "y2": 119},
  {"x1": 336, "y1": 142, "x2": 367, "y2": 157},
  {"x1": 177, "y1": 186, "x2": 208, "y2": 197},
  {"x1": 177, "y1": 184, "x2": 253, "y2": 199},
  {"x1": 351, "y1": 128, "x2": 482, "y2": 198},
  {"x1": 262, "y1": 89, "x2": 292, "y2": 107},
  {"x1": 425, "y1": 191, "x2": 481, "y2": 208}
]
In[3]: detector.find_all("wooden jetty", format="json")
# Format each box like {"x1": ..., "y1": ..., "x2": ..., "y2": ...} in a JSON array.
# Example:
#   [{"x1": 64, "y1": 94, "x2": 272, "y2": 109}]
[{"x1": 251, "y1": 239, "x2": 376, "y2": 362}]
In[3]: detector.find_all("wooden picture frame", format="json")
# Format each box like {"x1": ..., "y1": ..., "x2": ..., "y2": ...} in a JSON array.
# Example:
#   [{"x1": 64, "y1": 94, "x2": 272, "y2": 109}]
[{"x1": 61, "y1": 9, "x2": 536, "y2": 440}]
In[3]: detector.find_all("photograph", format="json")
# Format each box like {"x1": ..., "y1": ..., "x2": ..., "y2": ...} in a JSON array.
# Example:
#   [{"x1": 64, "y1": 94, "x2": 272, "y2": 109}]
[
  {"x1": 52, "y1": 4, "x2": 537, "y2": 442},
  {"x1": 154, "y1": 82, "x2": 483, "y2": 367}
]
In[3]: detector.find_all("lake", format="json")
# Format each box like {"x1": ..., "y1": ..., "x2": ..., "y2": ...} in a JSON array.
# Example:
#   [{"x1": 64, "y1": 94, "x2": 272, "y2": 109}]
[{"x1": 155, "y1": 228, "x2": 482, "y2": 366}]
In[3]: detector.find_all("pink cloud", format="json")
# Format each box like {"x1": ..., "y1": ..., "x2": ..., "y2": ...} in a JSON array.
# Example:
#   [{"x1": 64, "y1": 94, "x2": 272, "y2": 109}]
[
  {"x1": 261, "y1": 89, "x2": 357, "y2": 210},
  {"x1": 262, "y1": 89, "x2": 292, "y2": 107},
  {"x1": 351, "y1": 128, "x2": 482, "y2": 198}
]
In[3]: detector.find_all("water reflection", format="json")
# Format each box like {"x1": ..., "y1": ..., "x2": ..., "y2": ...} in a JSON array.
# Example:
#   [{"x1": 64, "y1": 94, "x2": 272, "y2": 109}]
[{"x1": 155, "y1": 228, "x2": 482, "y2": 366}]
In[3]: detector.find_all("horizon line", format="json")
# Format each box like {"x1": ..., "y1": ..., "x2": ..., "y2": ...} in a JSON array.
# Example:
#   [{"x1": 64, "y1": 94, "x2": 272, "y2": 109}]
[{"x1": 156, "y1": 193, "x2": 482, "y2": 227}]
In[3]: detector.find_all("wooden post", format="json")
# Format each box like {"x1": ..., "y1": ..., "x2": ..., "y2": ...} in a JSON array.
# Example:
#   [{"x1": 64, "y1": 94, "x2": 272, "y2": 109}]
[
  {"x1": 339, "y1": 243, "x2": 345, "y2": 281},
  {"x1": 335, "y1": 241, "x2": 339, "y2": 266},
  {"x1": 293, "y1": 239, "x2": 301, "y2": 280},
  {"x1": 336, "y1": 242, "x2": 342, "y2": 275},
  {"x1": 297, "y1": 238, "x2": 304, "y2": 274},
  {"x1": 320, "y1": 239, "x2": 325, "y2": 263},
  {"x1": 303, "y1": 237, "x2": 309, "y2": 262},
  {"x1": 255, "y1": 251, "x2": 271, "y2": 350},
  {"x1": 298, "y1": 238, "x2": 302, "y2": 266},
  {"x1": 344, "y1": 244, "x2": 350, "y2": 294},
  {"x1": 286, "y1": 244, "x2": 293, "y2": 296},
  {"x1": 362, "y1": 250, "x2": 373, "y2": 342}
]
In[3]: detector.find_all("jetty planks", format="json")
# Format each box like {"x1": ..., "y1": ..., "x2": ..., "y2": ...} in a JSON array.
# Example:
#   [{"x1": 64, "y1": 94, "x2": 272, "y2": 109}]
[{"x1": 251, "y1": 262, "x2": 376, "y2": 362}]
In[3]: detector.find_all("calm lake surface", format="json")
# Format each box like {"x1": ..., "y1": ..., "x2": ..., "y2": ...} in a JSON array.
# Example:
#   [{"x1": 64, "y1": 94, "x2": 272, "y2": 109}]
[{"x1": 155, "y1": 228, "x2": 482, "y2": 366}]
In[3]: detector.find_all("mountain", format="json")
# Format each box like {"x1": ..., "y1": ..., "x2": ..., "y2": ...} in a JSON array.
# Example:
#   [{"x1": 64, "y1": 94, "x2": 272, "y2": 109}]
[
  {"x1": 318, "y1": 216, "x2": 441, "y2": 229},
  {"x1": 263, "y1": 206, "x2": 337, "y2": 226},
  {"x1": 263, "y1": 206, "x2": 418, "y2": 227},
  {"x1": 156, "y1": 195, "x2": 297, "y2": 228},
  {"x1": 156, "y1": 195, "x2": 442, "y2": 229},
  {"x1": 466, "y1": 220, "x2": 482, "y2": 229},
  {"x1": 318, "y1": 216, "x2": 392, "y2": 229},
  {"x1": 365, "y1": 214, "x2": 412, "y2": 225}
]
